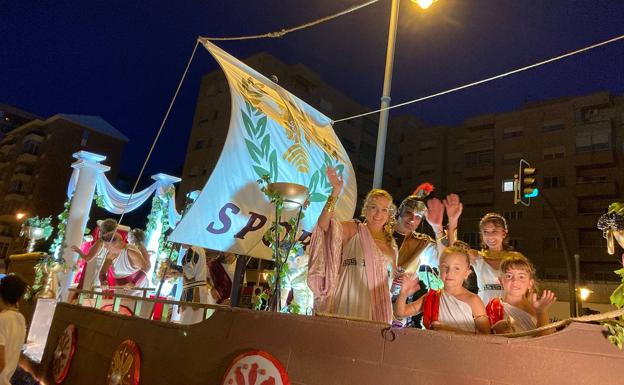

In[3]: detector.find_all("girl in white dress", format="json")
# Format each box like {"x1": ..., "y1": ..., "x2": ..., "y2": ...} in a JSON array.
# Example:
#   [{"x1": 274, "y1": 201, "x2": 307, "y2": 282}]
[
  {"x1": 470, "y1": 213, "x2": 527, "y2": 305},
  {"x1": 395, "y1": 245, "x2": 490, "y2": 334},
  {"x1": 486, "y1": 255, "x2": 556, "y2": 335}
]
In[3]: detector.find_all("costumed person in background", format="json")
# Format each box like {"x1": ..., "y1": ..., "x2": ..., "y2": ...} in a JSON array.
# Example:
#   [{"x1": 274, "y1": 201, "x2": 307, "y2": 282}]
[
  {"x1": 395, "y1": 243, "x2": 490, "y2": 334},
  {"x1": 281, "y1": 247, "x2": 314, "y2": 314},
  {"x1": 307, "y1": 166, "x2": 398, "y2": 324},
  {"x1": 71, "y1": 218, "x2": 119, "y2": 291},
  {"x1": 0, "y1": 274, "x2": 27, "y2": 385},
  {"x1": 101, "y1": 232, "x2": 150, "y2": 296},
  {"x1": 470, "y1": 213, "x2": 527, "y2": 304},
  {"x1": 165, "y1": 246, "x2": 217, "y2": 324},
  {"x1": 392, "y1": 184, "x2": 462, "y2": 327},
  {"x1": 206, "y1": 251, "x2": 233, "y2": 305},
  {"x1": 127, "y1": 228, "x2": 151, "y2": 267},
  {"x1": 487, "y1": 255, "x2": 556, "y2": 335}
]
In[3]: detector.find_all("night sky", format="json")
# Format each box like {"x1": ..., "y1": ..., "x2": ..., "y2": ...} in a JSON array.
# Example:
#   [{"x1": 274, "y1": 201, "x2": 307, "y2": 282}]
[{"x1": 2, "y1": 0, "x2": 623, "y2": 180}]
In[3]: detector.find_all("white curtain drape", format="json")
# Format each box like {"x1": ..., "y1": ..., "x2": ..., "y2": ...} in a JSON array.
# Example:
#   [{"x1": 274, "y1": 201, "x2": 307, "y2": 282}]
[{"x1": 66, "y1": 168, "x2": 181, "y2": 225}]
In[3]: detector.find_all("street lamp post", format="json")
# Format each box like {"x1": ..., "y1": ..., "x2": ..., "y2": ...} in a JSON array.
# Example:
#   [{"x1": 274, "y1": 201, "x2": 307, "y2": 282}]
[
  {"x1": 373, "y1": 0, "x2": 433, "y2": 188},
  {"x1": 372, "y1": 0, "x2": 400, "y2": 188}
]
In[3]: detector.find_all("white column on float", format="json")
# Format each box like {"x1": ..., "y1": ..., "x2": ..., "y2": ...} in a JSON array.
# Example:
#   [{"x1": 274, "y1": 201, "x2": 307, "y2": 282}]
[{"x1": 59, "y1": 151, "x2": 110, "y2": 301}]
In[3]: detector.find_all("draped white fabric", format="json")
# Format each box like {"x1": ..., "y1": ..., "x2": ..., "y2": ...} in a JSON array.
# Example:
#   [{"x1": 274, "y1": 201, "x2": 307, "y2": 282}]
[{"x1": 65, "y1": 168, "x2": 181, "y2": 225}]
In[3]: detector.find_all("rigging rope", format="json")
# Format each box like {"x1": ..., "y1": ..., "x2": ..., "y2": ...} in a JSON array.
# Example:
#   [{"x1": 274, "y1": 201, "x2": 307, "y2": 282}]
[
  {"x1": 199, "y1": 0, "x2": 379, "y2": 41},
  {"x1": 332, "y1": 33, "x2": 624, "y2": 123},
  {"x1": 115, "y1": 40, "x2": 200, "y2": 229}
]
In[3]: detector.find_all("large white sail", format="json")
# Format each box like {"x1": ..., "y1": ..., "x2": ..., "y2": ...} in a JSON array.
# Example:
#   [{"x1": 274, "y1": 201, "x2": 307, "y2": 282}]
[{"x1": 169, "y1": 40, "x2": 356, "y2": 259}]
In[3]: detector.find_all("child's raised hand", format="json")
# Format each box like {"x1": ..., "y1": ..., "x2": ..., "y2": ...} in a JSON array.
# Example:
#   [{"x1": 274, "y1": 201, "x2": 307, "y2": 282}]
[
  {"x1": 530, "y1": 289, "x2": 556, "y2": 314},
  {"x1": 399, "y1": 276, "x2": 420, "y2": 297},
  {"x1": 442, "y1": 194, "x2": 463, "y2": 224}
]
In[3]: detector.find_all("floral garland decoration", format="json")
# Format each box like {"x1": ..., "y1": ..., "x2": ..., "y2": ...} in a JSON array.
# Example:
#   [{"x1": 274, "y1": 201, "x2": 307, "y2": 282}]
[{"x1": 146, "y1": 187, "x2": 178, "y2": 281}]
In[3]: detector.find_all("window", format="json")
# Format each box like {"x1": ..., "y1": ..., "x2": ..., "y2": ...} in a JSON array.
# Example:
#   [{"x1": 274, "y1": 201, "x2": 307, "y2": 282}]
[
  {"x1": 543, "y1": 146, "x2": 565, "y2": 160},
  {"x1": 194, "y1": 140, "x2": 205, "y2": 150},
  {"x1": 542, "y1": 208, "x2": 567, "y2": 219},
  {"x1": 7, "y1": 180, "x2": 25, "y2": 193},
  {"x1": 418, "y1": 164, "x2": 435, "y2": 175},
  {"x1": 419, "y1": 140, "x2": 437, "y2": 151},
  {"x1": 576, "y1": 128, "x2": 612, "y2": 153},
  {"x1": 465, "y1": 150, "x2": 493, "y2": 168},
  {"x1": 503, "y1": 211, "x2": 523, "y2": 221},
  {"x1": 577, "y1": 175, "x2": 608, "y2": 184},
  {"x1": 14, "y1": 164, "x2": 31, "y2": 175},
  {"x1": 542, "y1": 120, "x2": 565, "y2": 132},
  {"x1": 22, "y1": 140, "x2": 40, "y2": 155},
  {"x1": 579, "y1": 228, "x2": 604, "y2": 248},
  {"x1": 502, "y1": 126, "x2": 523, "y2": 139},
  {"x1": 543, "y1": 176, "x2": 565, "y2": 189},
  {"x1": 212, "y1": 111, "x2": 220, "y2": 120},
  {"x1": 578, "y1": 197, "x2": 613, "y2": 215},
  {"x1": 543, "y1": 236, "x2": 561, "y2": 249},
  {"x1": 503, "y1": 152, "x2": 523, "y2": 164}
]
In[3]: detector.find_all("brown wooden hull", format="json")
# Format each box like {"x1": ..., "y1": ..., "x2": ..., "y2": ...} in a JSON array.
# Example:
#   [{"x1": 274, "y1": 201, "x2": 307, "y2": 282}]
[{"x1": 36, "y1": 303, "x2": 624, "y2": 385}]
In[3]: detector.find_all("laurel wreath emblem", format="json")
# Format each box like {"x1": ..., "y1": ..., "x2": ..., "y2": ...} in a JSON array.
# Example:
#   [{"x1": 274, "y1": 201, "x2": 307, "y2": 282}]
[{"x1": 241, "y1": 101, "x2": 344, "y2": 204}]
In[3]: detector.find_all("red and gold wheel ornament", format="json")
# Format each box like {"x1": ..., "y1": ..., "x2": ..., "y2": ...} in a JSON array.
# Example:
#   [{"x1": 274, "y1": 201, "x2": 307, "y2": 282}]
[
  {"x1": 222, "y1": 350, "x2": 290, "y2": 385},
  {"x1": 51, "y1": 324, "x2": 77, "y2": 384},
  {"x1": 106, "y1": 340, "x2": 141, "y2": 385}
]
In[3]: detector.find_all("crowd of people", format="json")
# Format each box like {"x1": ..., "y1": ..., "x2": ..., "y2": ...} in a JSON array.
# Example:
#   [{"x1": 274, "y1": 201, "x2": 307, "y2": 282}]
[
  {"x1": 61, "y1": 165, "x2": 559, "y2": 335},
  {"x1": 308, "y1": 166, "x2": 557, "y2": 335}
]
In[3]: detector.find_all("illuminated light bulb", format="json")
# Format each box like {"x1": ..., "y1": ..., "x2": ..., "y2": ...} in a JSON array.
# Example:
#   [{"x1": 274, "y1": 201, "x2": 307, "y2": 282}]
[
  {"x1": 413, "y1": 0, "x2": 434, "y2": 9},
  {"x1": 578, "y1": 287, "x2": 592, "y2": 301}
]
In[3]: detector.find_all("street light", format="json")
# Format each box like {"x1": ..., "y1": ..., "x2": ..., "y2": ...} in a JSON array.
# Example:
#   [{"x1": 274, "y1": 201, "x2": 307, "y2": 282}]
[
  {"x1": 373, "y1": 0, "x2": 435, "y2": 188},
  {"x1": 577, "y1": 287, "x2": 592, "y2": 316}
]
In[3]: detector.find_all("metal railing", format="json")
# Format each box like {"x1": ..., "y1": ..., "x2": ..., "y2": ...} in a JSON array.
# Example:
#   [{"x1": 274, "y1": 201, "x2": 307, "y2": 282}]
[{"x1": 69, "y1": 288, "x2": 231, "y2": 323}]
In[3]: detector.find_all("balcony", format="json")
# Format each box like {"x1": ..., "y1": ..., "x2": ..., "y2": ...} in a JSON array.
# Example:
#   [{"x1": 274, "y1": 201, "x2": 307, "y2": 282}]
[
  {"x1": 573, "y1": 181, "x2": 617, "y2": 197},
  {"x1": 573, "y1": 150, "x2": 614, "y2": 167},
  {"x1": 10, "y1": 172, "x2": 32, "y2": 182},
  {"x1": 0, "y1": 144, "x2": 15, "y2": 155},
  {"x1": 16, "y1": 153, "x2": 38, "y2": 164},
  {"x1": 0, "y1": 161, "x2": 9, "y2": 169},
  {"x1": 23, "y1": 132, "x2": 45, "y2": 143},
  {"x1": 463, "y1": 165, "x2": 494, "y2": 180},
  {"x1": 4, "y1": 193, "x2": 25, "y2": 201}
]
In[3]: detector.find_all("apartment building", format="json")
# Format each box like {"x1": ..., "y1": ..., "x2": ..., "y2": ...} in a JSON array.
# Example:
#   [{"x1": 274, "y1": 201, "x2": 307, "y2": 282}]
[{"x1": 0, "y1": 112, "x2": 128, "y2": 257}]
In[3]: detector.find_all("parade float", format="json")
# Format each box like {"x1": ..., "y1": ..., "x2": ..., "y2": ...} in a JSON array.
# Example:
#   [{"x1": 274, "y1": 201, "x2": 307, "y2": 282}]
[{"x1": 14, "y1": 40, "x2": 624, "y2": 385}]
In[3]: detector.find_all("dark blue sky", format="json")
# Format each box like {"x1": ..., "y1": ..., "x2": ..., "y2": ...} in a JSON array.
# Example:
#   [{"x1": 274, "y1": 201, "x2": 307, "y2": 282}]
[{"x1": 2, "y1": 1, "x2": 623, "y2": 179}]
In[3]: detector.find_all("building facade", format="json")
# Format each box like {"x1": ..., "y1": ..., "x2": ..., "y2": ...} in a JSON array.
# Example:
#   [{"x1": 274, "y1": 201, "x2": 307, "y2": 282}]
[
  {"x1": 388, "y1": 91, "x2": 624, "y2": 281},
  {"x1": 0, "y1": 112, "x2": 128, "y2": 258}
]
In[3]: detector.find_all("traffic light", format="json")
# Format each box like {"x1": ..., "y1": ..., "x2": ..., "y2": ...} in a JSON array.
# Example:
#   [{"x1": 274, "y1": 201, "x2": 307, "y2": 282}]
[{"x1": 514, "y1": 159, "x2": 538, "y2": 206}]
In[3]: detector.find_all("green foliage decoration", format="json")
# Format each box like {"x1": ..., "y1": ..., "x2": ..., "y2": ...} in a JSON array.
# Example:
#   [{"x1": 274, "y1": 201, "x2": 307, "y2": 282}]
[
  {"x1": 24, "y1": 216, "x2": 54, "y2": 239},
  {"x1": 256, "y1": 175, "x2": 307, "y2": 314},
  {"x1": 146, "y1": 187, "x2": 179, "y2": 282},
  {"x1": 49, "y1": 198, "x2": 72, "y2": 256}
]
